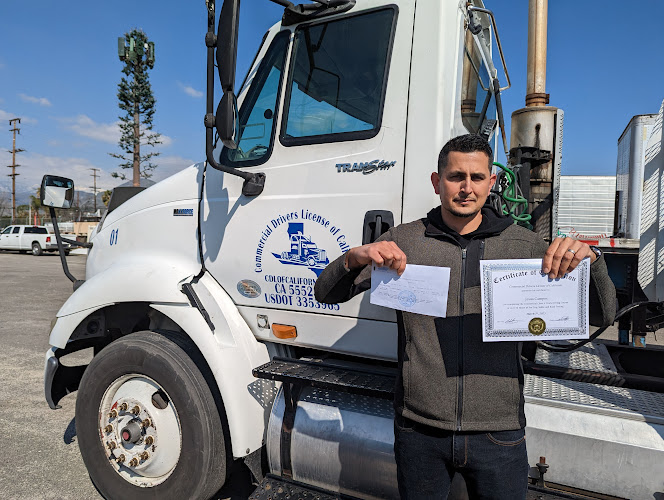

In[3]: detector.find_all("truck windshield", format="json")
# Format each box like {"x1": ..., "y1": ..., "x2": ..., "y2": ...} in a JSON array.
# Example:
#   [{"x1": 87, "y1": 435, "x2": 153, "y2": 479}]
[{"x1": 220, "y1": 30, "x2": 290, "y2": 167}]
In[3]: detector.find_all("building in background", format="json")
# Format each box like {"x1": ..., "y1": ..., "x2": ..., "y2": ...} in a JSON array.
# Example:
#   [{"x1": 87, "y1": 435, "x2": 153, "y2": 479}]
[
  {"x1": 556, "y1": 175, "x2": 616, "y2": 240},
  {"x1": 615, "y1": 113, "x2": 659, "y2": 239},
  {"x1": 634, "y1": 101, "x2": 664, "y2": 301}
]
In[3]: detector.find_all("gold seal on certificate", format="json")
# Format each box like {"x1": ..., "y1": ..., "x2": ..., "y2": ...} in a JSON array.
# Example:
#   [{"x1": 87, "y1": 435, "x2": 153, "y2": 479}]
[
  {"x1": 528, "y1": 318, "x2": 546, "y2": 335},
  {"x1": 479, "y1": 258, "x2": 590, "y2": 342}
]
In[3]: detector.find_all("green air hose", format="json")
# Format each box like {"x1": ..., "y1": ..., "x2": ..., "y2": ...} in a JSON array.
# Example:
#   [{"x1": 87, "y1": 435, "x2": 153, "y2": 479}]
[{"x1": 493, "y1": 161, "x2": 532, "y2": 228}]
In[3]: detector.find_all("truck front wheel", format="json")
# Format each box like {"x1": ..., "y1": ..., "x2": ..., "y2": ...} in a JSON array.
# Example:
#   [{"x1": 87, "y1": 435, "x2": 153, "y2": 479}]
[
  {"x1": 76, "y1": 331, "x2": 229, "y2": 500},
  {"x1": 31, "y1": 242, "x2": 42, "y2": 256}
]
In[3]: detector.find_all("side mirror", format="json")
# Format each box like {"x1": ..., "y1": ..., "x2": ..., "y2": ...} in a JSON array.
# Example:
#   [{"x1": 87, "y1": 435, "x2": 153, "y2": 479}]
[
  {"x1": 216, "y1": 90, "x2": 239, "y2": 149},
  {"x1": 215, "y1": 0, "x2": 240, "y2": 149},
  {"x1": 216, "y1": 0, "x2": 239, "y2": 92},
  {"x1": 40, "y1": 175, "x2": 74, "y2": 209}
]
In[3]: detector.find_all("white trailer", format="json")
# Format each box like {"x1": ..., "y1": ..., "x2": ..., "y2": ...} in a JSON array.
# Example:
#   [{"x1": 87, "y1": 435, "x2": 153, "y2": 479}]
[{"x1": 42, "y1": 1, "x2": 664, "y2": 499}]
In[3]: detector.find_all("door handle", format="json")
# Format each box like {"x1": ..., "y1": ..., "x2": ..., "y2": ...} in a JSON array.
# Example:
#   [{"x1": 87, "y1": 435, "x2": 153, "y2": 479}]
[{"x1": 362, "y1": 210, "x2": 394, "y2": 245}]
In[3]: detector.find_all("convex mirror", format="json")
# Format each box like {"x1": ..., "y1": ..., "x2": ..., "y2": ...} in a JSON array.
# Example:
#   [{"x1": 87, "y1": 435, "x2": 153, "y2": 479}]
[{"x1": 41, "y1": 175, "x2": 74, "y2": 209}]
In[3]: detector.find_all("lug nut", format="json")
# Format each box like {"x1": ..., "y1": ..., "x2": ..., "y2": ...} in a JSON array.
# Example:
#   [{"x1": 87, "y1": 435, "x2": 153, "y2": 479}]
[
  {"x1": 139, "y1": 451, "x2": 149, "y2": 461},
  {"x1": 104, "y1": 425, "x2": 113, "y2": 433},
  {"x1": 141, "y1": 418, "x2": 151, "y2": 428},
  {"x1": 109, "y1": 409, "x2": 118, "y2": 419},
  {"x1": 144, "y1": 436, "x2": 154, "y2": 446},
  {"x1": 129, "y1": 457, "x2": 139, "y2": 467},
  {"x1": 131, "y1": 405, "x2": 140, "y2": 415},
  {"x1": 107, "y1": 441, "x2": 117, "y2": 450},
  {"x1": 119, "y1": 402, "x2": 128, "y2": 411},
  {"x1": 116, "y1": 454, "x2": 125, "y2": 464}
]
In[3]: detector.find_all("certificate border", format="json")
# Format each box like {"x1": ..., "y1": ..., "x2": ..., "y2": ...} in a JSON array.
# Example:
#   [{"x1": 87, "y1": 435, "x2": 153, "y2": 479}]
[{"x1": 481, "y1": 260, "x2": 589, "y2": 339}]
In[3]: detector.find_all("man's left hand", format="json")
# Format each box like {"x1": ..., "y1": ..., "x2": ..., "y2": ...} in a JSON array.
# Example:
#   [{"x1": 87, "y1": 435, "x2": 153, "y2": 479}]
[{"x1": 542, "y1": 237, "x2": 597, "y2": 279}]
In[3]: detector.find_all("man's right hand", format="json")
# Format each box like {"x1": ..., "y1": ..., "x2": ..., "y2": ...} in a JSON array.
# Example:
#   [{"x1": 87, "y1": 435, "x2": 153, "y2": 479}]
[{"x1": 345, "y1": 241, "x2": 407, "y2": 275}]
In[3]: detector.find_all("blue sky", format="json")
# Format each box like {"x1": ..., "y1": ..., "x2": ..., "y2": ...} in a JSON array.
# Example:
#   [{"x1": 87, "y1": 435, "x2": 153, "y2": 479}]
[{"x1": 1, "y1": 1, "x2": 662, "y2": 198}]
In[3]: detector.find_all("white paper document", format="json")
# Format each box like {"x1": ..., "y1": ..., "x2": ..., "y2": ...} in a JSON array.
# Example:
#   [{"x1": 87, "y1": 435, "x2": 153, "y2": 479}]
[
  {"x1": 480, "y1": 258, "x2": 590, "y2": 342},
  {"x1": 370, "y1": 264, "x2": 450, "y2": 317}
]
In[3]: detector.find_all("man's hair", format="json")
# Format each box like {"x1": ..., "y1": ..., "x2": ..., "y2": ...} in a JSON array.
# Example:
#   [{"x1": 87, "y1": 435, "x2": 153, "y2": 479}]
[{"x1": 438, "y1": 134, "x2": 493, "y2": 173}]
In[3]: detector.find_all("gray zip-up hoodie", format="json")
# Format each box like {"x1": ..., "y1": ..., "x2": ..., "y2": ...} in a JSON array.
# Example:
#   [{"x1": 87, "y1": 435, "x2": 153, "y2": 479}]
[{"x1": 314, "y1": 207, "x2": 616, "y2": 432}]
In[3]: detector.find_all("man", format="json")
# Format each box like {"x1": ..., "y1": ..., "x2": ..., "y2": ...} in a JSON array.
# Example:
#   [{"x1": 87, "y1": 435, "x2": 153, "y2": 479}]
[{"x1": 314, "y1": 134, "x2": 615, "y2": 499}]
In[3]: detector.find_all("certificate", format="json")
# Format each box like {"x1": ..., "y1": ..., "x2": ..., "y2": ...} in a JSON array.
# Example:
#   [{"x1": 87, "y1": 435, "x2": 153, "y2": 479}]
[
  {"x1": 480, "y1": 258, "x2": 590, "y2": 342},
  {"x1": 370, "y1": 264, "x2": 450, "y2": 317}
]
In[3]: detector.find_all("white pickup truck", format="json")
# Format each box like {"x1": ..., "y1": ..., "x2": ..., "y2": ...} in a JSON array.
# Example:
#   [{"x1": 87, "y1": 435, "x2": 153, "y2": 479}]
[{"x1": 0, "y1": 225, "x2": 73, "y2": 256}]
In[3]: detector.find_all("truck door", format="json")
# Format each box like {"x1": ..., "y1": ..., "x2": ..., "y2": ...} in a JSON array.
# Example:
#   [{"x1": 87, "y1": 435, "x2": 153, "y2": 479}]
[
  {"x1": 8, "y1": 226, "x2": 21, "y2": 249},
  {"x1": 202, "y1": 3, "x2": 414, "y2": 359},
  {"x1": 0, "y1": 226, "x2": 14, "y2": 249}
]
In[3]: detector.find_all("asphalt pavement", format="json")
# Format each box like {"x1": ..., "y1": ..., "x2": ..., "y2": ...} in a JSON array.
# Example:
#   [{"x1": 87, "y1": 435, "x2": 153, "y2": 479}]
[
  {"x1": 0, "y1": 251, "x2": 96, "y2": 499},
  {"x1": 0, "y1": 251, "x2": 256, "y2": 500}
]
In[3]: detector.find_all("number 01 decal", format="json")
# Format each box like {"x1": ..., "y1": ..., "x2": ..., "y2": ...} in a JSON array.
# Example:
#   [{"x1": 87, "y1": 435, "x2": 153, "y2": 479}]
[{"x1": 110, "y1": 229, "x2": 119, "y2": 246}]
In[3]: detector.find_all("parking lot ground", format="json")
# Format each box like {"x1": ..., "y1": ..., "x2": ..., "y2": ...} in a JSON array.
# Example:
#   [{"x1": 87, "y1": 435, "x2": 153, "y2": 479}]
[
  {"x1": 0, "y1": 251, "x2": 661, "y2": 499},
  {"x1": 0, "y1": 251, "x2": 95, "y2": 499},
  {"x1": 0, "y1": 252, "x2": 253, "y2": 499}
]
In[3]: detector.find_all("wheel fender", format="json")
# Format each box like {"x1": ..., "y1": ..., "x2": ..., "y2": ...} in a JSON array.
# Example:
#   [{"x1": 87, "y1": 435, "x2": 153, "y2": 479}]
[
  {"x1": 151, "y1": 272, "x2": 271, "y2": 458},
  {"x1": 50, "y1": 258, "x2": 195, "y2": 348}
]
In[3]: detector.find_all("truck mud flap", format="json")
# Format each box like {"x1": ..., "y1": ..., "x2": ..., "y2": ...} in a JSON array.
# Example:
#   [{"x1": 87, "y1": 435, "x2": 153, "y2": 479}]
[{"x1": 45, "y1": 353, "x2": 87, "y2": 409}]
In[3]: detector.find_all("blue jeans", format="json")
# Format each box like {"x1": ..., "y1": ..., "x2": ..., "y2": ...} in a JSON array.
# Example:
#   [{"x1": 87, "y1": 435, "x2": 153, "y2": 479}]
[{"x1": 394, "y1": 415, "x2": 529, "y2": 499}]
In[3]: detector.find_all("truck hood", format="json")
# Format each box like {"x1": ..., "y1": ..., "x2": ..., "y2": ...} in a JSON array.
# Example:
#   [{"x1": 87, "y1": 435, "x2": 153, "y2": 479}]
[{"x1": 95, "y1": 162, "x2": 204, "y2": 236}]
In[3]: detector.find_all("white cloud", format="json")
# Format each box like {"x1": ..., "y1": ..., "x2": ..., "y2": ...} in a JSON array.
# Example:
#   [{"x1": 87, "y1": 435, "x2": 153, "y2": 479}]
[
  {"x1": 19, "y1": 93, "x2": 52, "y2": 107},
  {"x1": 177, "y1": 81, "x2": 204, "y2": 98},
  {"x1": 158, "y1": 135, "x2": 173, "y2": 147},
  {"x1": 0, "y1": 108, "x2": 37, "y2": 124},
  {"x1": 0, "y1": 152, "x2": 118, "y2": 194},
  {"x1": 152, "y1": 155, "x2": 197, "y2": 181},
  {"x1": 61, "y1": 115, "x2": 121, "y2": 144},
  {"x1": 61, "y1": 115, "x2": 171, "y2": 149}
]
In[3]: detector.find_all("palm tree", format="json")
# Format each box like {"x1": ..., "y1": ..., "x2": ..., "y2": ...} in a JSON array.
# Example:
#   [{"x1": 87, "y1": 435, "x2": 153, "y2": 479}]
[{"x1": 29, "y1": 187, "x2": 43, "y2": 225}]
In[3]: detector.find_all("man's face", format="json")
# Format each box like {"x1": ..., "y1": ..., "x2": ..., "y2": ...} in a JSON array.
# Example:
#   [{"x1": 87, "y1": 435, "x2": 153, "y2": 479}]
[{"x1": 431, "y1": 151, "x2": 496, "y2": 220}]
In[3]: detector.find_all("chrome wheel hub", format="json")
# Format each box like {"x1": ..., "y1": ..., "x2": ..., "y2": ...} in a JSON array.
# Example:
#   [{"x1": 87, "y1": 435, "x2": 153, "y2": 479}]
[{"x1": 99, "y1": 375, "x2": 181, "y2": 487}]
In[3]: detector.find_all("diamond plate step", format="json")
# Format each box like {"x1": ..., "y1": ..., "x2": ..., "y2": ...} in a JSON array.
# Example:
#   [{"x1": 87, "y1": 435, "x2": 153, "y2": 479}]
[
  {"x1": 249, "y1": 475, "x2": 338, "y2": 500},
  {"x1": 535, "y1": 342, "x2": 618, "y2": 373},
  {"x1": 252, "y1": 358, "x2": 396, "y2": 400}
]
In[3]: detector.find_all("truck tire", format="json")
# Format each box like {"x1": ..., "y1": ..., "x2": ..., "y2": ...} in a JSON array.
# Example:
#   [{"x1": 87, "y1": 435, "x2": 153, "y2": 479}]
[
  {"x1": 76, "y1": 331, "x2": 230, "y2": 500},
  {"x1": 31, "y1": 242, "x2": 43, "y2": 256}
]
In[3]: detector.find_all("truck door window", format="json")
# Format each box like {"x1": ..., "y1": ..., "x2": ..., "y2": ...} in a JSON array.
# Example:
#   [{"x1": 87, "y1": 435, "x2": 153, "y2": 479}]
[
  {"x1": 461, "y1": 28, "x2": 496, "y2": 135},
  {"x1": 220, "y1": 31, "x2": 290, "y2": 167},
  {"x1": 1, "y1": 227, "x2": 11, "y2": 235},
  {"x1": 281, "y1": 8, "x2": 397, "y2": 146},
  {"x1": 12, "y1": 227, "x2": 20, "y2": 234}
]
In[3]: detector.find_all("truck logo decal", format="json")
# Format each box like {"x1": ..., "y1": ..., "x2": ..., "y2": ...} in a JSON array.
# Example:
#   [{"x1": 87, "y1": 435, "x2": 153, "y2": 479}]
[
  {"x1": 237, "y1": 280, "x2": 261, "y2": 298},
  {"x1": 251, "y1": 210, "x2": 348, "y2": 311},
  {"x1": 335, "y1": 159, "x2": 396, "y2": 175},
  {"x1": 173, "y1": 208, "x2": 194, "y2": 216},
  {"x1": 272, "y1": 222, "x2": 330, "y2": 277}
]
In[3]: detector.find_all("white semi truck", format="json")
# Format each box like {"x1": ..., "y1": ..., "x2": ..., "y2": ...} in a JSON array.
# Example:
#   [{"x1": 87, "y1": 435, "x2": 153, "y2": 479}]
[{"x1": 42, "y1": 1, "x2": 664, "y2": 499}]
